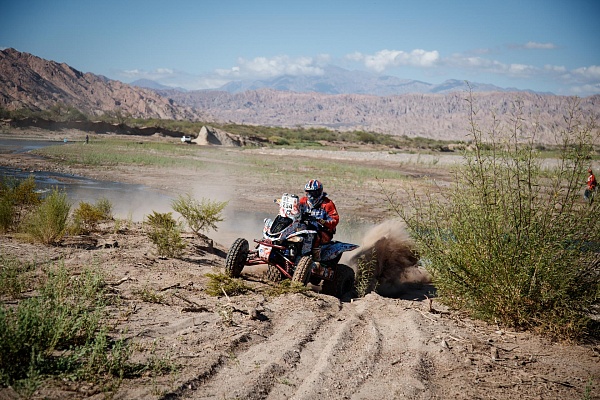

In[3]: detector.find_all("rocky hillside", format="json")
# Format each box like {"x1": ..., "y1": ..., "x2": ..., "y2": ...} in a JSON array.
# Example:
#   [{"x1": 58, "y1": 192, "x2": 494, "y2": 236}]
[
  {"x1": 0, "y1": 48, "x2": 201, "y2": 120},
  {"x1": 160, "y1": 88, "x2": 600, "y2": 143}
]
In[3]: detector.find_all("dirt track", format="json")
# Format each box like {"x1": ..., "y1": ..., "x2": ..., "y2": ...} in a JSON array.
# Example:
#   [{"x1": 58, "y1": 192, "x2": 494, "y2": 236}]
[{"x1": 0, "y1": 133, "x2": 599, "y2": 399}]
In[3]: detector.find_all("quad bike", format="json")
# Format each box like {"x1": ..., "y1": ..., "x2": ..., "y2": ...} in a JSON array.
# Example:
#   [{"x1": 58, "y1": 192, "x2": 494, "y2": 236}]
[{"x1": 225, "y1": 193, "x2": 359, "y2": 298}]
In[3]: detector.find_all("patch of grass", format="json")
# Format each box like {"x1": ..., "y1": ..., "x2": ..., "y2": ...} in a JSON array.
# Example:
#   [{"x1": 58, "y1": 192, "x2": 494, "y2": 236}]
[
  {"x1": 205, "y1": 273, "x2": 251, "y2": 296},
  {"x1": 582, "y1": 378, "x2": 595, "y2": 400},
  {"x1": 133, "y1": 286, "x2": 167, "y2": 304},
  {"x1": 33, "y1": 139, "x2": 206, "y2": 168},
  {"x1": 0, "y1": 254, "x2": 36, "y2": 299},
  {"x1": 264, "y1": 279, "x2": 311, "y2": 297},
  {"x1": 0, "y1": 175, "x2": 41, "y2": 232}
]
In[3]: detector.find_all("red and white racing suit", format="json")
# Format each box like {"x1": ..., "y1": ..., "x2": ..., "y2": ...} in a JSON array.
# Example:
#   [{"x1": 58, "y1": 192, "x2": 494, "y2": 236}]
[{"x1": 299, "y1": 196, "x2": 339, "y2": 247}]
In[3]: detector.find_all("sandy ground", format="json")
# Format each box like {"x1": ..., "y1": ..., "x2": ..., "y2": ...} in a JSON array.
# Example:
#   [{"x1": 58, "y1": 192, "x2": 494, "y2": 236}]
[{"x1": 1, "y1": 131, "x2": 599, "y2": 399}]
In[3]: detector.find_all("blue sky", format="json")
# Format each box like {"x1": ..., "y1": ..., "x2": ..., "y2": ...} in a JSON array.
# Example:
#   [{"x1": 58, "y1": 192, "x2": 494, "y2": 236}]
[{"x1": 2, "y1": 0, "x2": 599, "y2": 95}]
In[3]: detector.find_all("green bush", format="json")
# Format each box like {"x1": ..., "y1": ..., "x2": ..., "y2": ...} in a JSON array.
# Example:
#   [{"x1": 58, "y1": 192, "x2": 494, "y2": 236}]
[
  {"x1": 396, "y1": 95, "x2": 599, "y2": 339},
  {"x1": 22, "y1": 188, "x2": 71, "y2": 245},
  {"x1": 171, "y1": 193, "x2": 227, "y2": 238},
  {"x1": 72, "y1": 198, "x2": 113, "y2": 234},
  {"x1": 145, "y1": 211, "x2": 185, "y2": 258},
  {"x1": 94, "y1": 197, "x2": 113, "y2": 219},
  {"x1": 0, "y1": 195, "x2": 13, "y2": 233},
  {"x1": 0, "y1": 176, "x2": 41, "y2": 232}
]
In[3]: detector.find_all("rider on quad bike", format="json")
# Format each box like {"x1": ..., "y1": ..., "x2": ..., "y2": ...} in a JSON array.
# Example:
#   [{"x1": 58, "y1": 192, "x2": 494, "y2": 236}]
[
  {"x1": 224, "y1": 183, "x2": 358, "y2": 298},
  {"x1": 300, "y1": 179, "x2": 339, "y2": 262}
]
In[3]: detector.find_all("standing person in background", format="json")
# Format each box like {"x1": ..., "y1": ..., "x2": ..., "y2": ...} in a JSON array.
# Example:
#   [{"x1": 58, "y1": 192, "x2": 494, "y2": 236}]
[{"x1": 585, "y1": 168, "x2": 597, "y2": 203}]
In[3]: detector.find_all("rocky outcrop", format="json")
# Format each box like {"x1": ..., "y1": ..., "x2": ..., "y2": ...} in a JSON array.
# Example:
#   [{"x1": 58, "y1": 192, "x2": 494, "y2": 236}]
[
  {"x1": 0, "y1": 48, "x2": 202, "y2": 121},
  {"x1": 193, "y1": 125, "x2": 261, "y2": 147}
]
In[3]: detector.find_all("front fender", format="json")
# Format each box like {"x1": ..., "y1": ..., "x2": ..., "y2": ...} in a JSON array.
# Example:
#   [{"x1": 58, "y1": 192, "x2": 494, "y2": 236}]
[
  {"x1": 320, "y1": 242, "x2": 359, "y2": 261},
  {"x1": 288, "y1": 229, "x2": 317, "y2": 239}
]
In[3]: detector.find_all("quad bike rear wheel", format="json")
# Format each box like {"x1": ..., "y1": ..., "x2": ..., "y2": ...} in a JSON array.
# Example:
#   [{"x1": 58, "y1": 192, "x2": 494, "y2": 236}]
[
  {"x1": 322, "y1": 264, "x2": 355, "y2": 299},
  {"x1": 291, "y1": 255, "x2": 312, "y2": 286},
  {"x1": 225, "y1": 238, "x2": 249, "y2": 278},
  {"x1": 265, "y1": 264, "x2": 283, "y2": 282}
]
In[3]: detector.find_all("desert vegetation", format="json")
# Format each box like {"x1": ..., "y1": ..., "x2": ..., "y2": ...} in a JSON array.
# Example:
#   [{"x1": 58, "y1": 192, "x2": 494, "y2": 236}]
[
  {"x1": 392, "y1": 95, "x2": 600, "y2": 339},
  {"x1": 0, "y1": 259, "x2": 128, "y2": 395}
]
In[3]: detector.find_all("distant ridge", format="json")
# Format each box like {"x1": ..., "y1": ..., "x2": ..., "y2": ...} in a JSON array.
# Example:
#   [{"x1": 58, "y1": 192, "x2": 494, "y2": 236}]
[
  {"x1": 158, "y1": 88, "x2": 600, "y2": 143},
  {"x1": 214, "y1": 65, "x2": 548, "y2": 96},
  {"x1": 130, "y1": 78, "x2": 188, "y2": 92}
]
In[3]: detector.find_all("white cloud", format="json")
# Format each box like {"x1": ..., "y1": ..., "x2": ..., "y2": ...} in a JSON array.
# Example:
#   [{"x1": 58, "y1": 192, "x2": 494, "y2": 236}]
[
  {"x1": 566, "y1": 82, "x2": 600, "y2": 96},
  {"x1": 118, "y1": 68, "x2": 174, "y2": 80},
  {"x1": 523, "y1": 41, "x2": 557, "y2": 49},
  {"x1": 115, "y1": 67, "x2": 225, "y2": 90},
  {"x1": 544, "y1": 64, "x2": 567, "y2": 73},
  {"x1": 571, "y1": 65, "x2": 600, "y2": 81},
  {"x1": 216, "y1": 55, "x2": 325, "y2": 79},
  {"x1": 445, "y1": 53, "x2": 541, "y2": 78},
  {"x1": 345, "y1": 52, "x2": 364, "y2": 62},
  {"x1": 507, "y1": 63, "x2": 537, "y2": 76},
  {"x1": 352, "y1": 49, "x2": 440, "y2": 72}
]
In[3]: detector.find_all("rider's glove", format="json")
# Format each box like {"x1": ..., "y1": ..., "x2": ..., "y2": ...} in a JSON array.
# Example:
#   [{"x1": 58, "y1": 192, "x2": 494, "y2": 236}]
[{"x1": 317, "y1": 219, "x2": 327, "y2": 226}]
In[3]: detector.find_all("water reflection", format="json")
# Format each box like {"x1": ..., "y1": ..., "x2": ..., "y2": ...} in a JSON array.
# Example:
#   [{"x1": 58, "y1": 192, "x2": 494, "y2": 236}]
[
  {"x1": 0, "y1": 166, "x2": 174, "y2": 222},
  {"x1": 0, "y1": 138, "x2": 67, "y2": 153}
]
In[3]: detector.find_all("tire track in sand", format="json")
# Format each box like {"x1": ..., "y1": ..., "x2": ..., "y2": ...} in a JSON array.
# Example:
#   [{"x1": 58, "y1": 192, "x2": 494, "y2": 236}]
[
  {"x1": 164, "y1": 294, "x2": 382, "y2": 400},
  {"x1": 168, "y1": 295, "x2": 332, "y2": 400},
  {"x1": 267, "y1": 299, "x2": 382, "y2": 400}
]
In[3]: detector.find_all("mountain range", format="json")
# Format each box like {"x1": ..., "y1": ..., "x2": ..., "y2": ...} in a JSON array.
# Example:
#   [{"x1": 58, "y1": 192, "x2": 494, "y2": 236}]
[
  {"x1": 133, "y1": 65, "x2": 541, "y2": 96},
  {"x1": 1, "y1": 48, "x2": 599, "y2": 143}
]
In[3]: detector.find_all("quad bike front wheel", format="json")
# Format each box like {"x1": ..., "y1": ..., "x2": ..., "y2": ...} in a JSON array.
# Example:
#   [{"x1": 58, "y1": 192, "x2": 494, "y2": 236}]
[
  {"x1": 225, "y1": 238, "x2": 249, "y2": 278},
  {"x1": 291, "y1": 255, "x2": 313, "y2": 286},
  {"x1": 322, "y1": 264, "x2": 355, "y2": 299},
  {"x1": 265, "y1": 264, "x2": 283, "y2": 282}
]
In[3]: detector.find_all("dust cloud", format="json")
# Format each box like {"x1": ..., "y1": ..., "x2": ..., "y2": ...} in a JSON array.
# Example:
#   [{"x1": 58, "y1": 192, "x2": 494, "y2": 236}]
[{"x1": 348, "y1": 219, "x2": 431, "y2": 298}]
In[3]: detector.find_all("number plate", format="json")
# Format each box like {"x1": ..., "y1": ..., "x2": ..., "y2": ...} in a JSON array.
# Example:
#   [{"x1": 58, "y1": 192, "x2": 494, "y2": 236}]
[{"x1": 258, "y1": 245, "x2": 272, "y2": 261}]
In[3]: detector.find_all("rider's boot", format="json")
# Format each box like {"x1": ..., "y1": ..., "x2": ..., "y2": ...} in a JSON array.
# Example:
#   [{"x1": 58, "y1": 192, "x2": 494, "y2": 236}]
[{"x1": 312, "y1": 247, "x2": 321, "y2": 262}]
